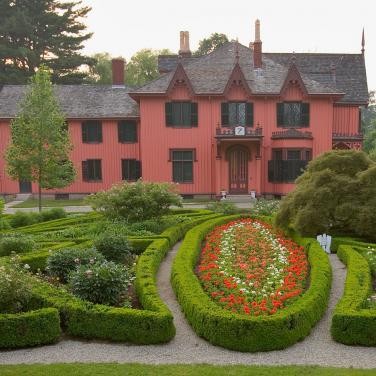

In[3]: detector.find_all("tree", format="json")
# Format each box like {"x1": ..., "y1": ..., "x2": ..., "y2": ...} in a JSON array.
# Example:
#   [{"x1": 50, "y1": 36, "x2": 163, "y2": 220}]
[
  {"x1": 5, "y1": 66, "x2": 75, "y2": 212},
  {"x1": 0, "y1": 0, "x2": 94, "y2": 84},
  {"x1": 194, "y1": 33, "x2": 229, "y2": 56},
  {"x1": 275, "y1": 150, "x2": 376, "y2": 240},
  {"x1": 86, "y1": 52, "x2": 114, "y2": 84}
]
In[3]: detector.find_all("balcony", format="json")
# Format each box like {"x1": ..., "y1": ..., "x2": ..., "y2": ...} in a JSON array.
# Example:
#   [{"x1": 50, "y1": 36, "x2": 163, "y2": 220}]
[
  {"x1": 332, "y1": 133, "x2": 363, "y2": 142},
  {"x1": 215, "y1": 126, "x2": 263, "y2": 140},
  {"x1": 268, "y1": 160, "x2": 308, "y2": 183}
]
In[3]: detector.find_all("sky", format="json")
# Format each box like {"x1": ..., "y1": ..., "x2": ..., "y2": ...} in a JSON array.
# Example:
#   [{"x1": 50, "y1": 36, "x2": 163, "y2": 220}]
[{"x1": 80, "y1": 0, "x2": 376, "y2": 92}]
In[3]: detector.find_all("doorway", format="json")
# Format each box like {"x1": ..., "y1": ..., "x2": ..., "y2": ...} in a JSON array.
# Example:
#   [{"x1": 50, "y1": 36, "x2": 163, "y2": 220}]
[{"x1": 228, "y1": 145, "x2": 249, "y2": 194}]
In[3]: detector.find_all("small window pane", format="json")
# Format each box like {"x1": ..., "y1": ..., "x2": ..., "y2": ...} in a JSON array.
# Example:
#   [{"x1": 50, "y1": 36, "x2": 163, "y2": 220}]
[
  {"x1": 229, "y1": 103, "x2": 237, "y2": 125},
  {"x1": 237, "y1": 103, "x2": 246, "y2": 125},
  {"x1": 287, "y1": 150, "x2": 301, "y2": 160}
]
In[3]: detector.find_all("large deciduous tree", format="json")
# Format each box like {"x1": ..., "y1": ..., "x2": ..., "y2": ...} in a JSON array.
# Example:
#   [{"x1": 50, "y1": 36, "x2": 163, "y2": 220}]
[
  {"x1": 275, "y1": 150, "x2": 376, "y2": 241},
  {"x1": 194, "y1": 33, "x2": 229, "y2": 56},
  {"x1": 5, "y1": 66, "x2": 75, "y2": 211},
  {"x1": 0, "y1": 0, "x2": 94, "y2": 84}
]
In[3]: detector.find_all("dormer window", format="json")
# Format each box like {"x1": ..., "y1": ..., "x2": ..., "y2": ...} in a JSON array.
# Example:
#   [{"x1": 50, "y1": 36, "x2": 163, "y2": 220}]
[
  {"x1": 277, "y1": 102, "x2": 310, "y2": 127},
  {"x1": 221, "y1": 102, "x2": 253, "y2": 127}
]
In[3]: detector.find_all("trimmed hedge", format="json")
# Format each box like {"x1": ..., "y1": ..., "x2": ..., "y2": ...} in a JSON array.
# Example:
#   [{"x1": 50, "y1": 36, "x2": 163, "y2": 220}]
[
  {"x1": 331, "y1": 237, "x2": 376, "y2": 253},
  {"x1": 331, "y1": 245, "x2": 376, "y2": 346},
  {"x1": 171, "y1": 215, "x2": 332, "y2": 351},
  {"x1": 0, "y1": 307, "x2": 60, "y2": 348}
]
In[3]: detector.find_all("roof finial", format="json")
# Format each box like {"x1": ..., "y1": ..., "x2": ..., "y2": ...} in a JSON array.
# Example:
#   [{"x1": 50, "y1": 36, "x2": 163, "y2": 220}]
[
  {"x1": 235, "y1": 37, "x2": 240, "y2": 63},
  {"x1": 361, "y1": 28, "x2": 365, "y2": 55},
  {"x1": 290, "y1": 51, "x2": 296, "y2": 64}
]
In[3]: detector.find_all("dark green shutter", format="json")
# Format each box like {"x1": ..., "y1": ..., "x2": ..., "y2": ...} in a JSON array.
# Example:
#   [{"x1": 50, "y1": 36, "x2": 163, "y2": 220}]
[
  {"x1": 301, "y1": 103, "x2": 310, "y2": 126},
  {"x1": 221, "y1": 103, "x2": 229, "y2": 126},
  {"x1": 82, "y1": 122, "x2": 88, "y2": 142},
  {"x1": 191, "y1": 103, "x2": 198, "y2": 126},
  {"x1": 135, "y1": 160, "x2": 141, "y2": 179},
  {"x1": 277, "y1": 103, "x2": 284, "y2": 127},
  {"x1": 117, "y1": 122, "x2": 124, "y2": 142},
  {"x1": 97, "y1": 123, "x2": 103, "y2": 142},
  {"x1": 246, "y1": 103, "x2": 253, "y2": 126},
  {"x1": 82, "y1": 161, "x2": 88, "y2": 181},
  {"x1": 165, "y1": 102, "x2": 173, "y2": 126}
]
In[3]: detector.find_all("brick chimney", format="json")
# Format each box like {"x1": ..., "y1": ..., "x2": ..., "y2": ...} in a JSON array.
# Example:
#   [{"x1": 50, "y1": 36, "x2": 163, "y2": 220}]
[
  {"x1": 179, "y1": 31, "x2": 192, "y2": 57},
  {"x1": 112, "y1": 58, "x2": 125, "y2": 86},
  {"x1": 253, "y1": 19, "x2": 262, "y2": 69}
]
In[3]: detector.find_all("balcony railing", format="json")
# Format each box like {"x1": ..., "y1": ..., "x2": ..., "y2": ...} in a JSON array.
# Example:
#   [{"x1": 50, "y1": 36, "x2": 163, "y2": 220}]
[
  {"x1": 332, "y1": 133, "x2": 363, "y2": 141},
  {"x1": 268, "y1": 160, "x2": 308, "y2": 183},
  {"x1": 272, "y1": 129, "x2": 313, "y2": 139},
  {"x1": 215, "y1": 126, "x2": 263, "y2": 139}
]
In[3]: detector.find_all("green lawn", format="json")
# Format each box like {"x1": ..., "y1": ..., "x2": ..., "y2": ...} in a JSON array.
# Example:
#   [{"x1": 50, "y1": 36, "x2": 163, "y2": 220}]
[
  {"x1": 0, "y1": 364, "x2": 374, "y2": 376},
  {"x1": 12, "y1": 198, "x2": 87, "y2": 208}
]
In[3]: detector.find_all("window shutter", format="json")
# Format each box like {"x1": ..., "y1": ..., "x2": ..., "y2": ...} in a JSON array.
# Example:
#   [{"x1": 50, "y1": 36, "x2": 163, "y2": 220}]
[
  {"x1": 135, "y1": 160, "x2": 141, "y2": 180},
  {"x1": 246, "y1": 103, "x2": 253, "y2": 126},
  {"x1": 301, "y1": 103, "x2": 310, "y2": 126},
  {"x1": 191, "y1": 103, "x2": 198, "y2": 126},
  {"x1": 165, "y1": 102, "x2": 173, "y2": 126},
  {"x1": 221, "y1": 103, "x2": 229, "y2": 126},
  {"x1": 82, "y1": 161, "x2": 88, "y2": 181},
  {"x1": 277, "y1": 103, "x2": 284, "y2": 126},
  {"x1": 96, "y1": 160, "x2": 102, "y2": 180},
  {"x1": 98, "y1": 123, "x2": 103, "y2": 142},
  {"x1": 82, "y1": 123, "x2": 88, "y2": 142},
  {"x1": 117, "y1": 122, "x2": 124, "y2": 142}
]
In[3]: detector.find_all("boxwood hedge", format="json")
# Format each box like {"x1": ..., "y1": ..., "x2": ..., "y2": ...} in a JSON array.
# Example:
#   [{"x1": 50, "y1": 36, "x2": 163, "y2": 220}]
[
  {"x1": 331, "y1": 245, "x2": 376, "y2": 346},
  {"x1": 171, "y1": 215, "x2": 332, "y2": 352}
]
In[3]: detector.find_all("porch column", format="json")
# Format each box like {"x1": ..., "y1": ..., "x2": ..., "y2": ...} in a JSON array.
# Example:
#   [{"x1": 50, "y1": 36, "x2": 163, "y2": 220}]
[{"x1": 255, "y1": 156, "x2": 262, "y2": 196}]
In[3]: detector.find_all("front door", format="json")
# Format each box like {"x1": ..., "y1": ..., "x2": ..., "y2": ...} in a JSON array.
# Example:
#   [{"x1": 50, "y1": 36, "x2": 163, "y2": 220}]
[
  {"x1": 228, "y1": 146, "x2": 248, "y2": 194},
  {"x1": 19, "y1": 180, "x2": 32, "y2": 193}
]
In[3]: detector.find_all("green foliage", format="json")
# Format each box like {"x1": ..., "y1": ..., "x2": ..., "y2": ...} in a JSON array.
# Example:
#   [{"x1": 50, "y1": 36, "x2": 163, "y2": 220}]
[
  {"x1": 46, "y1": 248, "x2": 105, "y2": 283},
  {"x1": 194, "y1": 33, "x2": 229, "y2": 56},
  {"x1": 5, "y1": 66, "x2": 75, "y2": 211},
  {"x1": 0, "y1": 234, "x2": 35, "y2": 256},
  {"x1": 252, "y1": 198, "x2": 280, "y2": 216},
  {"x1": 9, "y1": 208, "x2": 67, "y2": 228},
  {"x1": 0, "y1": 218, "x2": 11, "y2": 230},
  {"x1": 276, "y1": 150, "x2": 376, "y2": 239},
  {"x1": 171, "y1": 215, "x2": 332, "y2": 351},
  {"x1": 0, "y1": 198, "x2": 4, "y2": 215},
  {"x1": 331, "y1": 245, "x2": 376, "y2": 345},
  {"x1": 94, "y1": 232, "x2": 133, "y2": 263},
  {"x1": 86, "y1": 181, "x2": 182, "y2": 222},
  {"x1": 0, "y1": 0, "x2": 94, "y2": 84},
  {"x1": 0, "y1": 258, "x2": 32, "y2": 313},
  {"x1": 206, "y1": 200, "x2": 238, "y2": 214}
]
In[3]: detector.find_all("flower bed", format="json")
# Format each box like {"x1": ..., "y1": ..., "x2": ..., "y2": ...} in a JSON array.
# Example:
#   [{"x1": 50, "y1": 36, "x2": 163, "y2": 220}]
[{"x1": 198, "y1": 219, "x2": 308, "y2": 316}]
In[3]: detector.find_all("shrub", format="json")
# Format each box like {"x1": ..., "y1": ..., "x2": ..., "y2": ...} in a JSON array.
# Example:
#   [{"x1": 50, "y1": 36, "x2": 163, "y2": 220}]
[
  {"x1": 0, "y1": 257, "x2": 32, "y2": 313},
  {"x1": 94, "y1": 232, "x2": 133, "y2": 263},
  {"x1": 0, "y1": 218, "x2": 11, "y2": 230},
  {"x1": 252, "y1": 198, "x2": 280, "y2": 216},
  {"x1": 46, "y1": 248, "x2": 105, "y2": 283},
  {"x1": 0, "y1": 198, "x2": 4, "y2": 215},
  {"x1": 206, "y1": 200, "x2": 238, "y2": 214},
  {"x1": 0, "y1": 234, "x2": 35, "y2": 256},
  {"x1": 68, "y1": 261, "x2": 134, "y2": 306},
  {"x1": 9, "y1": 208, "x2": 67, "y2": 228},
  {"x1": 39, "y1": 207, "x2": 67, "y2": 222},
  {"x1": 85, "y1": 180, "x2": 182, "y2": 222}
]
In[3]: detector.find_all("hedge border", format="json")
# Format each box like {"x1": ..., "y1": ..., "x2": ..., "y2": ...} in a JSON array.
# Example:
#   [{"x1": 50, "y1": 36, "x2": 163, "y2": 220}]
[
  {"x1": 171, "y1": 215, "x2": 332, "y2": 352},
  {"x1": 26, "y1": 213, "x2": 221, "y2": 344},
  {"x1": 331, "y1": 245, "x2": 376, "y2": 346},
  {"x1": 0, "y1": 307, "x2": 61, "y2": 348}
]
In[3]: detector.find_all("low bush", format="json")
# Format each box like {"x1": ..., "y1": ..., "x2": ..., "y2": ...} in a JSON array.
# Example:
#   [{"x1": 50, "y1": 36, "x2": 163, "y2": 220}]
[
  {"x1": 331, "y1": 245, "x2": 376, "y2": 346},
  {"x1": 252, "y1": 198, "x2": 280, "y2": 216},
  {"x1": 46, "y1": 248, "x2": 105, "y2": 283},
  {"x1": 94, "y1": 232, "x2": 133, "y2": 263},
  {"x1": 0, "y1": 234, "x2": 35, "y2": 256},
  {"x1": 39, "y1": 208, "x2": 67, "y2": 222},
  {"x1": 206, "y1": 200, "x2": 238, "y2": 214},
  {"x1": 171, "y1": 215, "x2": 332, "y2": 351},
  {"x1": 9, "y1": 208, "x2": 67, "y2": 228}
]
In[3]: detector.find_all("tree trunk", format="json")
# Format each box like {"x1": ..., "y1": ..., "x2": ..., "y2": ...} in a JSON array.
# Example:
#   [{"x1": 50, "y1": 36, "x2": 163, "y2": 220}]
[{"x1": 38, "y1": 183, "x2": 42, "y2": 213}]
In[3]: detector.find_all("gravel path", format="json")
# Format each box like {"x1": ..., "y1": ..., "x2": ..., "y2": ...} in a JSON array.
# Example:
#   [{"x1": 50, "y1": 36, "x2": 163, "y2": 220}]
[{"x1": 0, "y1": 243, "x2": 375, "y2": 368}]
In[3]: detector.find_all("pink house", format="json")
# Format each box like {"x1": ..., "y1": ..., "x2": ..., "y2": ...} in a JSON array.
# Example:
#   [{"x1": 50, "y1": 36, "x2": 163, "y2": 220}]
[{"x1": 0, "y1": 21, "x2": 368, "y2": 198}]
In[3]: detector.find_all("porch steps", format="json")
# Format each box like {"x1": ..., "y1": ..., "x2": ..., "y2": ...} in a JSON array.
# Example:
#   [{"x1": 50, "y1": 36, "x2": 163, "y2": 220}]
[{"x1": 225, "y1": 194, "x2": 252, "y2": 203}]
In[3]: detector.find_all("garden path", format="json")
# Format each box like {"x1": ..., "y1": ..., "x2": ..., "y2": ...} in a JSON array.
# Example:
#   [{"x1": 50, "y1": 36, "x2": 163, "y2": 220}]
[{"x1": 0, "y1": 244, "x2": 375, "y2": 367}]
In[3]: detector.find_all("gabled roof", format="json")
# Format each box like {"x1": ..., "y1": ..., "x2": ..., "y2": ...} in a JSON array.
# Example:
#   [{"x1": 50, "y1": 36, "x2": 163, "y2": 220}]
[
  {"x1": 142, "y1": 41, "x2": 368, "y2": 104},
  {"x1": 0, "y1": 85, "x2": 139, "y2": 119},
  {"x1": 166, "y1": 62, "x2": 194, "y2": 96}
]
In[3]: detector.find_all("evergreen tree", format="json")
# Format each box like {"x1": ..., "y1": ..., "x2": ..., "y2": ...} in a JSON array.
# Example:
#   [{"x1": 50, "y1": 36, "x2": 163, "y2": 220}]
[
  {"x1": 0, "y1": 0, "x2": 94, "y2": 84},
  {"x1": 5, "y1": 66, "x2": 75, "y2": 211}
]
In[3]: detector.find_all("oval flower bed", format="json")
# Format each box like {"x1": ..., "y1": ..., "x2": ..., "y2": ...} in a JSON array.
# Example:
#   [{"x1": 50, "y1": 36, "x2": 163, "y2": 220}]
[{"x1": 198, "y1": 219, "x2": 308, "y2": 316}]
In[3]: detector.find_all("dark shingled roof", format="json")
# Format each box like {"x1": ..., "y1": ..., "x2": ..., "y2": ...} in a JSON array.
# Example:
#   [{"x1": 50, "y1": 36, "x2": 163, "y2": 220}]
[
  {"x1": 0, "y1": 85, "x2": 139, "y2": 119},
  {"x1": 149, "y1": 41, "x2": 368, "y2": 104}
]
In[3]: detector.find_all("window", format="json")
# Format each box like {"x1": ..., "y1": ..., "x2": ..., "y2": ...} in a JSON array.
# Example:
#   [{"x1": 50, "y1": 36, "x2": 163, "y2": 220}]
[
  {"x1": 82, "y1": 121, "x2": 102, "y2": 143},
  {"x1": 118, "y1": 120, "x2": 137, "y2": 143},
  {"x1": 221, "y1": 102, "x2": 253, "y2": 126},
  {"x1": 170, "y1": 149, "x2": 195, "y2": 183},
  {"x1": 268, "y1": 148, "x2": 311, "y2": 183},
  {"x1": 277, "y1": 102, "x2": 309, "y2": 127},
  {"x1": 122, "y1": 159, "x2": 141, "y2": 181},
  {"x1": 82, "y1": 159, "x2": 102, "y2": 181},
  {"x1": 165, "y1": 102, "x2": 198, "y2": 127}
]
